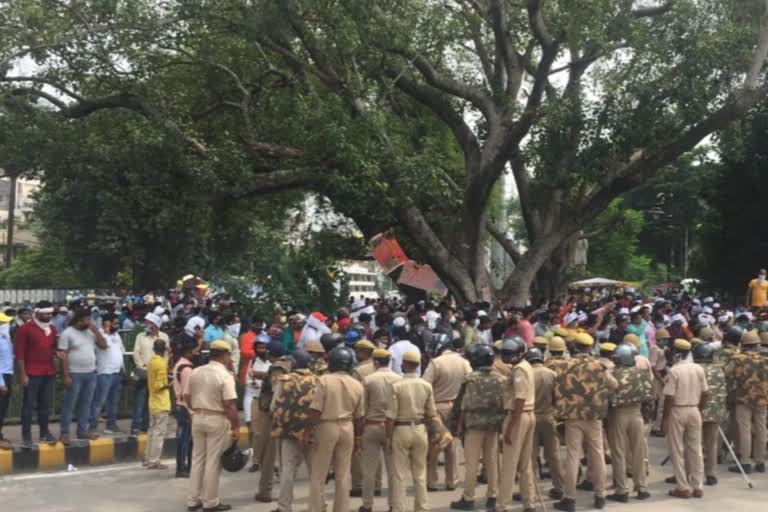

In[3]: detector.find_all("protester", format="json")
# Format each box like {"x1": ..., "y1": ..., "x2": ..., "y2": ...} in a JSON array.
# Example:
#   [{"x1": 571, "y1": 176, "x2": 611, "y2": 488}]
[
  {"x1": 89, "y1": 313, "x2": 125, "y2": 435},
  {"x1": 58, "y1": 308, "x2": 108, "y2": 445},
  {"x1": 172, "y1": 338, "x2": 198, "y2": 478},
  {"x1": 131, "y1": 312, "x2": 169, "y2": 435},
  {"x1": 145, "y1": 339, "x2": 171, "y2": 470},
  {"x1": 204, "y1": 311, "x2": 225, "y2": 344},
  {"x1": 0, "y1": 311, "x2": 14, "y2": 449}
]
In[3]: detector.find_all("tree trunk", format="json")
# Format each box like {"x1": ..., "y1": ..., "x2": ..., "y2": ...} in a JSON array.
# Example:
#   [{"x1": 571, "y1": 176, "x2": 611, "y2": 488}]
[
  {"x1": 5, "y1": 175, "x2": 17, "y2": 269},
  {"x1": 531, "y1": 235, "x2": 581, "y2": 303}
]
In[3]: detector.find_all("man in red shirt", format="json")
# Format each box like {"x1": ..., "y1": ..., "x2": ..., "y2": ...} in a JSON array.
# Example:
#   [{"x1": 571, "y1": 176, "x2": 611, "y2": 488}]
[{"x1": 14, "y1": 300, "x2": 58, "y2": 446}]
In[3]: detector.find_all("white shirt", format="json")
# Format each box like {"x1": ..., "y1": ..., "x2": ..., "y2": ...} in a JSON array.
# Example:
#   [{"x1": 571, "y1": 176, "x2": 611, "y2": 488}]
[
  {"x1": 425, "y1": 310, "x2": 440, "y2": 330},
  {"x1": 247, "y1": 357, "x2": 272, "y2": 396},
  {"x1": 388, "y1": 339, "x2": 422, "y2": 376},
  {"x1": 96, "y1": 329, "x2": 125, "y2": 374}
]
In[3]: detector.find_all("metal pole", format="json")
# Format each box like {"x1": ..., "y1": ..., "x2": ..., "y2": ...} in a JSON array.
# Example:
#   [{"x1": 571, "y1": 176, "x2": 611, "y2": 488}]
[{"x1": 719, "y1": 426, "x2": 754, "y2": 488}]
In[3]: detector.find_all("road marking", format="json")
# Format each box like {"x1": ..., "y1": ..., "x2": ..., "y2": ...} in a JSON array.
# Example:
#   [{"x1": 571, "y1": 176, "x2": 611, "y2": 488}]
[{"x1": 0, "y1": 458, "x2": 173, "y2": 482}]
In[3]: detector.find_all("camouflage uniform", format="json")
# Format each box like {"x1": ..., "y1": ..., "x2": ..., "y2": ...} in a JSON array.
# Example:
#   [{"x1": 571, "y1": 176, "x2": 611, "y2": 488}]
[
  {"x1": 725, "y1": 352, "x2": 768, "y2": 466},
  {"x1": 459, "y1": 367, "x2": 506, "y2": 502},
  {"x1": 718, "y1": 346, "x2": 741, "y2": 451},
  {"x1": 554, "y1": 353, "x2": 615, "y2": 502},
  {"x1": 271, "y1": 369, "x2": 319, "y2": 512},
  {"x1": 255, "y1": 357, "x2": 292, "y2": 501},
  {"x1": 607, "y1": 366, "x2": 654, "y2": 496},
  {"x1": 309, "y1": 358, "x2": 328, "y2": 376},
  {"x1": 531, "y1": 362, "x2": 564, "y2": 496},
  {"x1": 699, "y1": 362, "x2": 727, "y2": 478}
]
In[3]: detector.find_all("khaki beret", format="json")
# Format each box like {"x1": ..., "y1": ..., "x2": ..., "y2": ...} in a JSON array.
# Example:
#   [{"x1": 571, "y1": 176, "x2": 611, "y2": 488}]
[
  {"x1": 575, "y1": 333, "x2": 594, "y2": 347},
  {"x1": 533, "y1": 336, "x2": 548, "y2": 347},
  {"x1": 623, "y1": 333, "x2": 640, "y2": 348},
  {"x1": 689, "y1": 337, "x2": 704, "y2": 345},
  {"x1": 402, "y1": 351, "x2": 421, "y2": 363},
  {"x1": 210, "y1": 340, "x2": 231, "y2": 352},
  {"x1": 549, "y1": 336, "x2": 566, "y2": 351},
  {"x1": 493, "y1": 340, "x2": 503, "y2": 351},
  {"x1": 698, "y1": 327, "x2": 714, "y2": 342},
  {"x1": 372, "y1": 348, "x2": 390, "y2": 359},
  {"x1": 656, "y1": 328, "x2": 670, "y2": 340},
  {"x1": 355, "y1": 340, "x2": 375, "y2": 351},
  {"x1": 599, "y1": 343, "x2": 616, "y2": 353},
  {"x1": 554, "y1": 327, "x2": 569, "y2": 338},
  {"x1": 305, "y1": 339, "x2": 325, "y2": 353},
  {"x1": 673, "y1": 339, "x2": 691, "y2": 351}
]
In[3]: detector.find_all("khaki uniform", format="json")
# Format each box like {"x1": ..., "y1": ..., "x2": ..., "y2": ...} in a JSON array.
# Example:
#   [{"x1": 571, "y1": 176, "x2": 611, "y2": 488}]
[
  {"x1": 499, "y1": 360, "x2": 536, "y2": 511},
  {"x1": 532, "y1": 363, "x2": 564, "y2": 494},
  {"x1": 386, "y1": 372, "x2": 437, "y2": 512},
  {"x1": 351, "y1": 359, "x2": 377, "y2": 493},
  {"x1": 361, "y1": 367, "x2": 401, "y2": 509},
  {"x1": 493, "y1": 357, "x2": 513, "y2": 378},
  {"x1": 649, "y1": 344, "x2": 667, "y2": 431},
  {"x1": 308, "y1": 371, "x2": 365, "y2": 512},
  {"x1": 663, "y1": 359, "x2": 708, "y2": 491},
  {"x1": 725, "y1": 351, "x2": 767, "y2": 466},
  {"x1": 186, "y1": 361, "x2": 238, "y2": 509},
  {"x1": 255, "y1": 358, "x2": 291, "y2": 500},
  {"x1": 422, "y1": 350, "x2": 471, "y2": 489}
]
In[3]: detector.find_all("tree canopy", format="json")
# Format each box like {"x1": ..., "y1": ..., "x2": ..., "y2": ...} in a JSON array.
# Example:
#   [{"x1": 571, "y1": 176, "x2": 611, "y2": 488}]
[{"x1": 3, "y1": 0, "x2": 768, "y2": 304}]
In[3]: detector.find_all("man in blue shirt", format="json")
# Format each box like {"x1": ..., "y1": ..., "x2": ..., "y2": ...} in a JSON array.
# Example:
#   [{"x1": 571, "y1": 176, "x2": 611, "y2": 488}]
[
  {"x1": 203, "y1": 311, "x2": 225, "y2": 345},
  {"x1": 0, "y1": 310, "x2": 15, "y2": 449}
]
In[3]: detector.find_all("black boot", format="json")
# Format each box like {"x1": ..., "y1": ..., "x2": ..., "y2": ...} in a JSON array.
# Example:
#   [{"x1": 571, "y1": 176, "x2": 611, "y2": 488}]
[
  {"x1": 705, "y1": 475, "x2": 718, "y2": 486},
  {"x1": 248, "y1": 463, "x2": 259, "y2": 473},
  {"x1": 636, "y1": 491, "x2": 650, "y2": 500},
  {"x1": 665, "y1": 476, "x2": 677, "y2": 484},
  {"x1": 755, "y1": 462, "x2": 766, "y2": 473},
  {"x1": 484, "y1": 497, "x2": 496, "y2": 510},
  {"x1": 729, "y1": 463, "x2": 751, "y2": 474},
  {"x1": 594, "y1": 496, "x2": 606, "y2": 509},
  {"x1": 554, "y1": 498, "x2": 576, "y2": 512},
  {"x1": 606, "y1": 493, "x2": 628, "y2": 503},
  {"x1": 349, "y1": 488, "x2": 362, "y2": 497},
  {"x1": 548, "y1": 488, "x2": 564, "y2": 500},
  {"x1": 450, "y1": 498, "x2": 475, "y2": 511},
  {"x1": 513, "y1": 493, "x2": 522, "y2": 502},
  {"x1": 576, "y1": 480, "x2": 594, "y2": 491}
]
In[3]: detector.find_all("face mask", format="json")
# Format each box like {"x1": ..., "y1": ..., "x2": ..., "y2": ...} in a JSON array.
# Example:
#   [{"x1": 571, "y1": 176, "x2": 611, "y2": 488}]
[
  {"x1": 227, "y1": 323, "x2": 241, "y2": 337},
  {"x1": 450, "y1": 317, "x2": 456, "y2": 325},
  {"x1": 760, "y1": 275, "x2": 766, "y2": 285},
  {"x1": 0, "y1": 323, "x2": 9, "y2": 338},
  {"x1": 416, "y1": 326, "x2": 425, "y2": 335},
  {"x1": 473, "y1": 319, "x2": 480, "y2": 328},
  {"x1": 655, "y1": 322, "x2": 664, "y2": 329},
  {"x1": 145, "y1": 326, "x2": 152, "y2": 334}
]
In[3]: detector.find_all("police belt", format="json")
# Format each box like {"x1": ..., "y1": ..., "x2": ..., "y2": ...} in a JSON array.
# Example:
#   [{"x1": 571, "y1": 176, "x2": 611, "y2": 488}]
[
  {"x1": 394, "y1": 420, "x2": 424, "y2": 427},
  {"x1": 193, "y1": 408, "x2": 226, "y2": 416},
  {"x1": 365, "y1": 419, "x2": 386, "y2": 425}
]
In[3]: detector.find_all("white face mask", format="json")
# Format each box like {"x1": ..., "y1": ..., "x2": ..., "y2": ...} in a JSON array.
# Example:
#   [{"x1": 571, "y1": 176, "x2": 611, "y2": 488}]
[
  {"x1": 0, "y1": 323, "x2": 9, "y2": 338},
  {"x1": 760, "y1": 275, "x2": 766, "y2": 285},
  {"x1": 227, "y1": 323, "x2": 241, "y2": 337}
]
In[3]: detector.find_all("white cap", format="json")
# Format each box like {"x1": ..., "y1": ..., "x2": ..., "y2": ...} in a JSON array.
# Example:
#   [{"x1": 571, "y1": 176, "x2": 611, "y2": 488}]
[
  {"x1": 145, "y1": 313, "x2": 163, "y2": 329},
  {"x1": 393, "y1": 316, "x2": 406, "y2": 328},
  {"x1": 718, "y1": 314, "x2": 731, "y2": 323},
  {"x1": 672, "y1": 313, "x2": 686, "y2": 324},
  {"x1": 631, "y1": 305, "x2": 643, "y2": 313},
  {"x1": 477, "y1": 310, "x2": 488, "y2": 317},
  {"x1": 184, "y1": 316, "x2": 205, "y2": 336},
  {"x1": 619, "y1": 307, "x2": 630, "y2": 315},
  {"x1": 704, "y1": 296, "x2": 714, "y2": 303},
  {"x1": 692, "y1": 298, "x2": 701, "y2": 305},
  {"x1": 153, "y1": 305, "x2": 165, "y2": 316},
  {"x1": 712, "y1": 302, "x2": 720, "y2": 309},
  {"x1": 564, "y1": 312, "x2": 579, "y2": 325},
  {"x1": 577, "y1": 311, "x2": 588, "y2": 323},
  {"x1": 703, "y1": 306, "x2": 713, "y2": 314},
  {"x1": 698, "y1": 313, "x2": 714, "y2": 327}
]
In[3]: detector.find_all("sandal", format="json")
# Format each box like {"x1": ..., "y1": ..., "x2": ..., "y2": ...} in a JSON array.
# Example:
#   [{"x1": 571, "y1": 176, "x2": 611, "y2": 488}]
[{"x1": 668, "y1": 488, "x2": 690, "y2": 499}]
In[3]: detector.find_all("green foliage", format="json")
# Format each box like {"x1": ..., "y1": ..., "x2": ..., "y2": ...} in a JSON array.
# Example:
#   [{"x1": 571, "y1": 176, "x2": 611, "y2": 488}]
[{"x1": 0, "y1": 247, "x2": 82, "y2": 288}]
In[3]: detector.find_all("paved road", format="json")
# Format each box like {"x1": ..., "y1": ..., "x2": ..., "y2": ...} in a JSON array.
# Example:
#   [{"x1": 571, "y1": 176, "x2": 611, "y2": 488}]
[{"x1": 0, "y1": 436, "x2": 763, "y2": 511}]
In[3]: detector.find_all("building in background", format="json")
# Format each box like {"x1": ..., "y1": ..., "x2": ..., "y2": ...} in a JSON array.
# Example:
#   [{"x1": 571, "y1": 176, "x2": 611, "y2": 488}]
[
  {"x1": 338, "y1": 259, "x2": 398, "y2": 300},
  {"x1": 0, "y1": 176, "x2": 41, "y2": 266}
]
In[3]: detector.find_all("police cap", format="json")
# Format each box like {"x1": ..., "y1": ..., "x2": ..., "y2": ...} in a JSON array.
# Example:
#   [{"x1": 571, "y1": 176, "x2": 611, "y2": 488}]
[
  {"x1": 549, "y1": 336, "x2": 566, "y2": 352},
  {"x1": 622, "y1": 333, "x2": 640, "y2": 348},
  {"x1": 673, "y1": 339, "x2": 691, "y2": 351}
]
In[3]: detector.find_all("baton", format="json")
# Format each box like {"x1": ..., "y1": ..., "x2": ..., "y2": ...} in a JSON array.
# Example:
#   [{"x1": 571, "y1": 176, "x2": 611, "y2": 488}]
[{"x1": 719, "y1": 426, "x2": 753, "y2": 489}]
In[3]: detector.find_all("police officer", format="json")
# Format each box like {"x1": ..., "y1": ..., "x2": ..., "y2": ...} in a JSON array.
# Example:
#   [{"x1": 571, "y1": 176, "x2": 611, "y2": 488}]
[
  {"x1": 546, "y1": 336, "x2": 569, "y2": 372},
  {"x1": 692, "y1": 342, "x2": 727, "y2": 485},
  {"x1": 450, "y1": 344, "x2": 506, "y2": 511},
  {"x1": 498, "y1": 336, "x2": 537, "y2": 512},
  {"x1": 185, "y1": 340, "x2": 239, "y2": 512},
  {"x1": 423, "y1": 333, "x2": 472, "y2": 491},
  {"x1": 270, "y1": 351, "x2": 318, "y2": 512},
  {"x1": 662, "y1": 339, "x2": 708, "y2": 498},
  {"x1": 350, "y1": 340, "x2": 377, "y2": 497},
  {"x1": 304, "y1": 346, "x2": 364, "y2": 512},
  {"x1": 532, "y1": 336, "x2": 549, "y2": 359},
  {"x1": 554, "y1": 333, "x2": 616, "y2": 512},
  {"x1": 725, "y1": 330, "x2": 767, "y2": 474},
  {"x1": 493, "y1": 339, "x2": 512, "y2": 378},
  {"x1": 527, "y1": 346, "x2": 564, "y2": 500},
  {"x1": 359, "y1": 348, "x2": 401, "y2": 512},
  {"x1": 305, "y1": 339, "x2": 328, "y2": 376},
  {"x1": 649, "y1": 328, "x2": 670, "y2": 437},
  {"x1": 606, "y1": 344, "x2": 653, "y2": 502},
  {"x1": 720, "y1": 326, "x2": 742, "y2": 450},
  {"x1": 385, "y1": 351, "x2": 436, "y2": 512}
]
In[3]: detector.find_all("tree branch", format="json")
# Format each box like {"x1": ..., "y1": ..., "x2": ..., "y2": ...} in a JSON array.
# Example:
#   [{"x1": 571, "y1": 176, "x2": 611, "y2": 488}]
[
  {"x1": 486, "y1": 221, "x2": 521, "y2": 264},
  {"x1": 527, "y1": 0, "x2": 555, "y2": 49},
  {"x1": 746, "y1": 0, "x2": 768, "y2": 90},
  {"x1": 1, "y1": 76, "x2": 84, "y2": 102}
]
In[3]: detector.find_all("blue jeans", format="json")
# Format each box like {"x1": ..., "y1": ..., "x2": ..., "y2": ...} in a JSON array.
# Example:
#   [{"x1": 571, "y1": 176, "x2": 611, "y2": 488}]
[
  {"x1": 89, "y1": 373, "x2": 122, "y2": 430},
  {"x1": 175, "y1": 405, "x2": 192, "y2": 472},
  {"x1": 21, "y1": 374, "x2": 54, "y2": 440},
  {"x1": 131, "y1": 381, "x2": 149, "y2": 432},
  {"x1": 60, "y1": 372, "x2": 97, "y2": 437}
]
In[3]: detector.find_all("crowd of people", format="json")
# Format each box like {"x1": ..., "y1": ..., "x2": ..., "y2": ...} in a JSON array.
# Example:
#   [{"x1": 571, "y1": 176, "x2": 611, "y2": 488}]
[{"x1": 0, "y1": 272, "x2": 767, "y2": 512}]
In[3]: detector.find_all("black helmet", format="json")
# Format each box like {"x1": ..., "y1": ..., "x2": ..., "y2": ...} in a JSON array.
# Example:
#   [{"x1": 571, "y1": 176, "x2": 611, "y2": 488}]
[
  {"x1": 468, "y1": 344, "x2": 495, "y2": 369},
  {"x1": 220, "y1": 442, "x2": 247, "y2": 472},
  {"x1": 612, "y1": 344, "x2": 636, "y2": 367},
  {"x1": 291, "y1": 350, "x2": 312, "y2": 370},
  {"x1": 724, "y1": 326, "x2": 743, "y2": 345},
  {"x1": 525, "y1": 347, "x2": 544, "y2": 364},
  {"x1": 431, "y1": 333, "x2": 452, "y2": 357},
  {"x1": 328, "y1": 346, "x2": 355, "y2": 373},
  {"x1": 500, "y1": 336, "x2": 526, "y2": 363},
  {"x1": 692, "y1": 342, "x2": 714, "y2": 362},
  {"x1": 321, "y1": 332, "x2": 344, "y2": 352}
]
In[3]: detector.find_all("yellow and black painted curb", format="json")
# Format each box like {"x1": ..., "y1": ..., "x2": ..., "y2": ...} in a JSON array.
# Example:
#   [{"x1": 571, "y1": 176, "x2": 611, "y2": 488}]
[{"x1": 0, "y1": 426, "x2": 249, "y2": 474}]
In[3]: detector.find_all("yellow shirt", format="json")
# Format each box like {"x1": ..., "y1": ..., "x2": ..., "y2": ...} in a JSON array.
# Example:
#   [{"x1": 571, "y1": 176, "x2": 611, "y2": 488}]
[
  {"x1": 749, "y1": 278, "x2": 768, "y2": 307},
  {"x1": 147, "y1": 354, "x2": 171, "y2": 414}
]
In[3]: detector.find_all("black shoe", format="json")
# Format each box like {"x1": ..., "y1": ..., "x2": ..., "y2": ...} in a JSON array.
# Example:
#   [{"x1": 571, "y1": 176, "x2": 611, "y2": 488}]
[
  {"x1": 513, "y1": 492, "x2": 522, "y2": 501},
  {"x1": 554, "y1": 498, "x2": 575, "y2": 512},
  {"x1": 248, "y1": 463, "x2": 259, "y2": 473},
  {"x1": 358, "y1": 507, "x2": 372, "y2": 512},
  {"x1": 350, "y1": 488, "x2": 362, "y2": 497},
  {"x1": 705, "y1": 475, "x2": 718, "y2": 486},
  {"x1": 187, "y1": 504, "x2": 203, "y2": 511},
  {"x1": 203, "y1": 505, "x2": 231, "y2": 512},
  {"x1": 176, "y1": 471, "x2": 190, "y2": 478},
  {"x1": 576, "y1": 481, "x2": 594, "y2": 491},
  {"x1": 477, "y1": 473, "x2": 488, "y2": 484},
  {"x1": 21, "y1": 438, "x2": 33, "y2": 448},
  {"x1": 665, "y1": 476, "x2": 677, "y2": 484},
  {"x1": 41, "y1": 433, "x2": 56, "y2": 444},
  {"x1": 485, "y1": 497, "x2": 496, "y2": 510},
  {"x1": 756, "y1": 463, "x2": 766, "y2": 473},
  {"x1": 580, "y1": 457, "x2": 587, "y2": 465},
  {"x1": 730, "y1": 464, "x2": 751, "y2": 474},
  {"x1": 650, "y1": 430, "x2": 665, "y2": 438},
  {"x1": 130, "y1": 428, "x2": 139, "y2": 436},
  {"x1": 594, "y1": 497, "x2": 605, "y2": 509},
  {"x1": 606, "y1": 493, "x2": 628, "y2": 503},
  {"x1": 375, "y1": 490, "x2": 382, "y2": 497},
  {"x1": 636, "y1": 491, "x2": 650, "y2": 500},
  {"x1": 253, "y1": 495, "x2": 272, "y2": 503},
  {"x1": 450, "y1": 497, "x2": 475, "y2": 510},
  {"x1": 604, "y1": 455, "x2": 612, "y2": 465},
  {"x1": 427, "y1": 487, "x2": 440, "y2": 492},
  {"x1": 548, "y1": 488, "x2": 564, "y2": 500},
  {"x1": 523, "y1": 508, "x2": 536, "y2": 512}
]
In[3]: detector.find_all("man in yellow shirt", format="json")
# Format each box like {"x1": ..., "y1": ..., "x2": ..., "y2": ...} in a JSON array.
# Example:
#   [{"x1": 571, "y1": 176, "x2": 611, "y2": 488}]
[
  {"x1": 746, "y1": 268, "x2": 768, "y2": 308},
  {"x1": 145, "y1": 339, "x2": 171, "y2": 470}
]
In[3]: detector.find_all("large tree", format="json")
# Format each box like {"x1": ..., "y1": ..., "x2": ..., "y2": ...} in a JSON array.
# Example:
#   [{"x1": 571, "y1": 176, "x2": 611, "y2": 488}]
[{"x1": 3, "y1": 0, "x2": 768, "y2": 304}]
